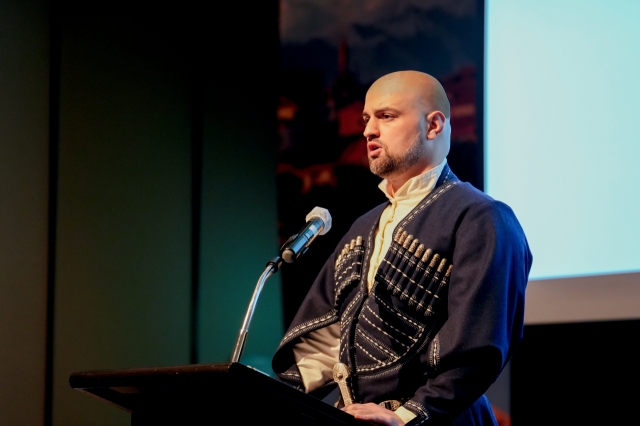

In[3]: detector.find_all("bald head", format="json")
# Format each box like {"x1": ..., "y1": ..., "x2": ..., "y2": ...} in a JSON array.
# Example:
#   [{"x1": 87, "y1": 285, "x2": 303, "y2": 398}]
[{"x1": 367, "y1": 71, "x2": 450, "y2": 118}]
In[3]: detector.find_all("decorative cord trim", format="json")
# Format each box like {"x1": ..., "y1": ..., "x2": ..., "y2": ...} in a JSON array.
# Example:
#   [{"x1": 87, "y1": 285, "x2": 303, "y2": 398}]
[
  {"x1": 404, "y1": 400, "x2": 430, "y2": 425},
  {"x1": 279, "y1": 310, "x2": 338, "y2": 348},
  {"x1": 355, "y1": 341, "x2": 386, "y2": 366},
  {"x1": 356, "y1": 325, "x2": 400, "y2": 360},
  {"x1": 340, "y1": 293, "x2": 363, "y2": 330},
  {"x1": 429, "y1": 334, "x2": 440, "y2": 369},
  {"x1": 359, "y1": 312, "x2": 410, "y2": 348},
  {"x1": 364, "y1": 304, "x2": 417, "y2": 341},
  {"x1": 398, "y1": 178, "x2": 458, "y2": 230},
  {"x1": 373, "y1": 292, "x2": 423, "y2": 330}
]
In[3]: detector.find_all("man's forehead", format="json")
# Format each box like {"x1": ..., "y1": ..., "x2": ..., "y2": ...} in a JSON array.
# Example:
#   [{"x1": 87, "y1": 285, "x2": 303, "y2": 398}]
[{"x1": 363, "y1": 86, "x2": 421, "y2": 113}]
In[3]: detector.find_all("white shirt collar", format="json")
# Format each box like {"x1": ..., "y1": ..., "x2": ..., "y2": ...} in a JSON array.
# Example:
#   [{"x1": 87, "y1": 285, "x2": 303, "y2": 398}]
[{"x1": 378, "y1": 159, "x2": 447, "y2": 202}]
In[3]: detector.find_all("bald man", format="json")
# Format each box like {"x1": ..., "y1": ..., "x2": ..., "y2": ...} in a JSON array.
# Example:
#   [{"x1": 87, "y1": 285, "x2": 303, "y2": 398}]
[{"x1": 272, "y1": 71, "x2": 532, "y2": 426}]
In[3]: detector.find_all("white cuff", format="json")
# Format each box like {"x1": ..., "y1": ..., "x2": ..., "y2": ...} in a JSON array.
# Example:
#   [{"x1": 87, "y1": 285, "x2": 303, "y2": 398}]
[{"x1": 394, "y1": 406, "x2": 417, "y2": 424}]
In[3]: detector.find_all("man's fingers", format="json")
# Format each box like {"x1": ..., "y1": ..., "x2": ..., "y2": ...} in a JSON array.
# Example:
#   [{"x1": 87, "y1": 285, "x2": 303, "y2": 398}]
[
  {"x1": 352, "y1": 412, "x2": 388, "y2": 422},
  {"x1": 341, "y1": 403, "x2": 405, "y2": 426}
]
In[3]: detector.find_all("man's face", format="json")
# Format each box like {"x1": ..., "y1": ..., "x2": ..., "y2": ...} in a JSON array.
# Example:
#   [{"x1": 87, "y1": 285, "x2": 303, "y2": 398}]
[{"x1": 362, "y1": 87, "x2": 430, "y2": 180}]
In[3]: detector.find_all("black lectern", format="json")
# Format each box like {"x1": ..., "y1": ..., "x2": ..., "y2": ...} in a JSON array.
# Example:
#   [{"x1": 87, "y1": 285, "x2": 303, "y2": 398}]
[
  {"x1": 69, "y1": 361, "x2": 360, "y2": 425},
  {"x1": 69, "y1": 208, "x2": 350, "y2": 424}
]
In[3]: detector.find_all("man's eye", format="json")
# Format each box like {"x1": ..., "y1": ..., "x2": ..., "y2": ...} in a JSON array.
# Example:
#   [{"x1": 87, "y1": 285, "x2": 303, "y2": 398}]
[{"x1": 382, "y1": 114, "x2": 393, "y2": 119}]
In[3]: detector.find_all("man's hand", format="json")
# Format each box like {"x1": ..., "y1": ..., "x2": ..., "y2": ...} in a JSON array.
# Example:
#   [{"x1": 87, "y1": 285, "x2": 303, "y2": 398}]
[{"x1": 342, "y1": 403, "x2": 405, "y2": 426}]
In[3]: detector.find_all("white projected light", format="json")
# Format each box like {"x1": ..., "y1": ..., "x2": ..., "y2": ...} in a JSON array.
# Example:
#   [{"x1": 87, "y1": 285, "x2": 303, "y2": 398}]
[{"x1": 485, "y1": 0, "x2": 640, "y2": 281}]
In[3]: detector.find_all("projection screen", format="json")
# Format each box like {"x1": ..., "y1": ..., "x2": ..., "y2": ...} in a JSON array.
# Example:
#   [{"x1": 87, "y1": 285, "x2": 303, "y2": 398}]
[{"x1": 485, "y1": 0, "x2": 640, "y2": 323}]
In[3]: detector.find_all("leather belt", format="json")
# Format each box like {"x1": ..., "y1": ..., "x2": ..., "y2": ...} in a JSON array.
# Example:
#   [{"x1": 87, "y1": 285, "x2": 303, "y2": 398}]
[{"x1": 379, "y1": 400, "x2": 402, "y2": 411}]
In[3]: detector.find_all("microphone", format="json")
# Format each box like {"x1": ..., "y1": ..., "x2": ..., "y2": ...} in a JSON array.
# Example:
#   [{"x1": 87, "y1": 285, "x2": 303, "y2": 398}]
[{"x1": 281, "y1": 207, "x2": 332, "y2": 263}]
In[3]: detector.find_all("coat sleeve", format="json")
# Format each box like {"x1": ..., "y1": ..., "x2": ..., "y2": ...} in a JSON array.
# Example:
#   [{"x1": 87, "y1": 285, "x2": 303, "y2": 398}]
[
  {"x1": 405, "y1": 199, "x2": 532, "y2": 424},
  {"x1": 271, "y1": 246, "x2": 342, "y2": 387}
]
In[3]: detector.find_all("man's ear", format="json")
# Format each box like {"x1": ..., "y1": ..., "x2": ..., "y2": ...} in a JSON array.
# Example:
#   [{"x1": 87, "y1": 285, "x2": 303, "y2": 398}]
[{"x1": 426, "y1": 111, "x2": 446, "y2": 140}]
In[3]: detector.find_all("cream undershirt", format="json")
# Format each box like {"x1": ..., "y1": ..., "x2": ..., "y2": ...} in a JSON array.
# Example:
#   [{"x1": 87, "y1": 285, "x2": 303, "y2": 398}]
[{"x1": 292, "y1": 160, "x2": 447, "y2": 423}]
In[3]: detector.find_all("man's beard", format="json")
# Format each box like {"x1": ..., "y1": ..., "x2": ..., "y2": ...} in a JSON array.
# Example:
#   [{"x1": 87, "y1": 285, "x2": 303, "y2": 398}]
[{"x1": 369, "y1": 136, "x2": 424, "y2": 178}]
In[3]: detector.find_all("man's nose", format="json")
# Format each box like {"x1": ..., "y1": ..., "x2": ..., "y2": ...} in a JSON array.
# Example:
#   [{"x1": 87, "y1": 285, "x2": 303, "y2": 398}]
[{"x1": 363, "y1": 119, "x2": 379, "y2": 140}]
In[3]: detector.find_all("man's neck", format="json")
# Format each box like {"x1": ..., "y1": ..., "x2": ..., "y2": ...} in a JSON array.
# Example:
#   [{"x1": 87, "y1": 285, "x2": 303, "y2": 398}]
[{"x1": 385, "y1": 162, "x2": 440, "y2": 197}]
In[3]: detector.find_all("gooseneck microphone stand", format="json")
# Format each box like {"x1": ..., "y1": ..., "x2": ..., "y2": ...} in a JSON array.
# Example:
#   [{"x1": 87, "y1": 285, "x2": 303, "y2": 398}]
[
  {"x1": 230, "y1": 206, "x2": 331, "y2": 363},
  {"x1": 230, "y1": 256, "x2": 283, "y2": 363}
]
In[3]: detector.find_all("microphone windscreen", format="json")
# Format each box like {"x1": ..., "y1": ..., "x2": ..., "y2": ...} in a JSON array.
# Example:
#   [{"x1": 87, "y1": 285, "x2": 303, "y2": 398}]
[{"x1": 306, "y1": 207, "x2": 332, "y2": 235}]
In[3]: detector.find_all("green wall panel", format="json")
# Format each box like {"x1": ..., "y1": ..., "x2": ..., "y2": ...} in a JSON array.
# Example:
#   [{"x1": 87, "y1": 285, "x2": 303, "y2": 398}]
[
  {"x1": 53, "y1": 7, "x2": 193, "y2": 425},
  {"x1": 0, "y1": 1, "x2": 49, "y2": 425},
  {"x1": 197, "y1": 1, "x2": 284, "y2": 374}
]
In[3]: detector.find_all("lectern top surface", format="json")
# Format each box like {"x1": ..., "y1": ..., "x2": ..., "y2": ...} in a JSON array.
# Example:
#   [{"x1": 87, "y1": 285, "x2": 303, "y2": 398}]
[{"x1": 69, "y1": 362, "x2": 362, "y2": 425}]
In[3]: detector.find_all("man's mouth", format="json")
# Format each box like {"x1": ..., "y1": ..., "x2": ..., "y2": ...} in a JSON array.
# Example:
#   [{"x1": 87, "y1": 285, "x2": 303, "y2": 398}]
[{"x1": 367, "y1": 142, "x2": 383, "y2": 157}]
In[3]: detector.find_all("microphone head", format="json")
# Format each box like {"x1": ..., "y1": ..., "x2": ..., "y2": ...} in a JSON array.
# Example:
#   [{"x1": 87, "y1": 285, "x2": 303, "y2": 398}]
[{"x1": 306, "y1": 206, "x2": 332, "y2": 235}]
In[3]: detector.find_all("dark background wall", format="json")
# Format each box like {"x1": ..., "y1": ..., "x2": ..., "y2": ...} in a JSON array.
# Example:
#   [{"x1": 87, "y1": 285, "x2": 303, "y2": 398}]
[
  {"x1": 511, "y1": 320, "x2": 640, "y2": 425},
  {"x1": 0, "y1": 1, "x2": 49, "y2": 425},
  {"x1": 0, "y1": 1, "x2": 281, "y2": 425},
  {"x1": 52, "y1": 3, "x2": 193, "y2": 425}
]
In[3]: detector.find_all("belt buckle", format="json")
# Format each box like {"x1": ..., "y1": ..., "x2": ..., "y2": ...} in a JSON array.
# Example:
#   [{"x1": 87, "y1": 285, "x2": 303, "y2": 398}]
[{"x1": 379, "y1": 400, "x2": 402, "y2": 411}]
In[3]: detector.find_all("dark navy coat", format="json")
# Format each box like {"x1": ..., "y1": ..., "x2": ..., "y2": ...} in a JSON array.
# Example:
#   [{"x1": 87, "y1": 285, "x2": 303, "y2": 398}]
[{"x1": 273, "y1": 166, "x2": 532, "y2": 425}]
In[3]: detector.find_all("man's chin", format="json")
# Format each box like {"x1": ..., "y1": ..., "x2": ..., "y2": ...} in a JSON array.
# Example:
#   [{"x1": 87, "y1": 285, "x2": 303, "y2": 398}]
[{"x1": 369, "y1": 160, "x2": 393, "y2": 178}]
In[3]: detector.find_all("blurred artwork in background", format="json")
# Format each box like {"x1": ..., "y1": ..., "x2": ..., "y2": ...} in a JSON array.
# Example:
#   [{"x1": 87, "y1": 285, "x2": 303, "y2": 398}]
[{"x1": 277, "y1": 0, "x2": 484, "y2": 328}]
